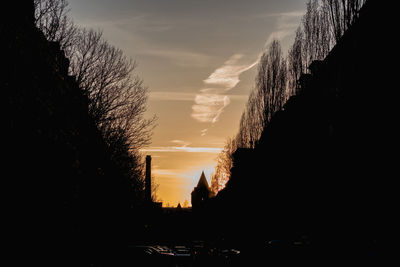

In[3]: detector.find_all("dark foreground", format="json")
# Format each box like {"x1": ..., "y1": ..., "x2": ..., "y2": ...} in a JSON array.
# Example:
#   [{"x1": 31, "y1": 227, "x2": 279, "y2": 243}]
[{"x1": 74, "y1": 237, "x2": 381, "y2": 267}]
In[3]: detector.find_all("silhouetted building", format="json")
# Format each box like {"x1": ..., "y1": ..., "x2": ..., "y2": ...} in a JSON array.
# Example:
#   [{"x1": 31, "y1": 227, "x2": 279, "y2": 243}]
[
  {"x1": 145, "y1": 155, "x2": 152, "y2": 203},
  {"x1": 213, "y1": 0, "x2": 391, "y2": 251},
  {"x1": 191, "y1": 171, "x2": 215, "y2": 209},
  {"x1": 144, "y1": 155, "x2": 163, "y2": 208},
  {"x1": 296, "y1": 73, "x2": 312, "y2": 94},
  {"x1": 308, "y1": 60, "x2": 323, "y2": 75}
]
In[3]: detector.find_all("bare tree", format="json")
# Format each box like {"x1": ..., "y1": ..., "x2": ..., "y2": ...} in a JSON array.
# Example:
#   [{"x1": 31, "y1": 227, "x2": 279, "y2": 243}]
[
  {"x1": 34, "y1": 0, "x2": 77, "y2": 51},
  {"x1": 236, "y1": 111, "x2": 250, "y2": 148},
  {"x1": 260, "y1": 40, "x2": 287, "y2": 124},
  {"x1": 34, "y1": 1, "x2": 156, "y2": 205},
  {"x1": 287, "y1": 0, "x2": 336, "y2": 96},
  {"x1": 210, "y1": 171, "x2": 220, "y2": 195},
  {"x1": 246, "y1": 88, "x2": 264, "y2": 146},
  {"x1": 323, "y1": 0, "x2": 366, "y2": 42},
  {"x1": 302, "y1": 0, "x2": 333, "y2": 68},
  {"x1": 287, "y1": 0, "x2": 366, "y2": 81},
  {"x1": 214, "y1": 40, "x2": 288, "y2": 189},
  {"x1": 151, "y1": 175, "x2": 161, "y2": 203},
  {"x1": 236, "y1": 86, "x2": 265, "y2": 149},
  {"x1": 68, "y1": 28, "x2": 155, "y2": 149},
  {"x1": 34, "y1": 0, "x2": 155, "y2": 151},
  {"x1": 212, "y1": 0, "x2": 368, "y2": 195},
  {"x1": 288, "y1": 26, "x2": 306, "y2": 96},
  {"x1": 235, "y1": 40, "x2": 288, "y2": 150},
  {"x1": 210, "y1": 137, "x2": 238, "y2": 194}
]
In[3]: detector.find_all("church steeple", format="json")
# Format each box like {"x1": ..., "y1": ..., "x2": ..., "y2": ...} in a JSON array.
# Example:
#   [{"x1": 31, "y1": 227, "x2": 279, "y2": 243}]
[
  {"x1": 196, "y1": 171, "x2": 210, "y2": 189},
  {"x1": 191, "y1": 171, "x2": 215, "y2": 209}
]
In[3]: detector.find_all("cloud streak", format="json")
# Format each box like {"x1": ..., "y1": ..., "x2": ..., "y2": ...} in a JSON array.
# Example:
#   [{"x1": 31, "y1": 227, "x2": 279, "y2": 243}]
[
  {"x1": 149, "y1": 91, "x2": 196, "y2": 101},
  {"x1": 191, "y1": 54, "x2": 257, "y2": 126},
  {"x1": 203, "y1": 54, "x2": 258, "y2": 90},
  {"x1": 188, "y1": 11, "x2": 302, "y2": 134},
  {"x1": 143, "y1": 49, "x2": 212, "y2": 67},
  {"x1": 149, "y1": 91, "x2": 248, "y2": 102},
  {"x1": 192, "y1": 94, "x2": 230, "y2": 123},
  {"x1": 200, "y1": 129, "x2": 208, "y2": 136},
  {"x1": 141, "y1": 146, "x2": 223, "y2": 153},
  {"x1": 264, "y1": 10, "x2": 304, "y2": 47}
]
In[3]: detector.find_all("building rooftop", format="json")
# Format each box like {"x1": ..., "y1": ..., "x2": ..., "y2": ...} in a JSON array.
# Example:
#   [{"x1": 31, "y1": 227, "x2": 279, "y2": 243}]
[{"x1": 196, "y1": 171, "x2": 210, "y2": 190}]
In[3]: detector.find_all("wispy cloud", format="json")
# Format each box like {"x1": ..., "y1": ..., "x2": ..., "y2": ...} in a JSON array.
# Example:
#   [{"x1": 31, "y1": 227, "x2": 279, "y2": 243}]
[
  {"x1": 77, "y1": 14, "x2": 213, "y2": 68},
  {"x1": 149, "y1": 91, "x2": 196, "y2": 101},
  {"x1": 141, "y1": 139, "x2": 222, "y2": 153},
  {"x1": 170, "y1": 139, "x2": 187, "y2": 144},
  {"x1": 203, "y1": 54, "x2": 258, "y2": 90},
  {"x1": 192, "y1": 94, "x2": 230, "y2": 123},
  {"x1": 254, "y1": 10, "x2": 305, "y2": 20},
  {"x1": 191, "y1": 54, "x2": 257, "y2": 126},
  {"x1": 141, "y1": 146, "x2": 223, "y2": 153},
  {"x1": 143, "y1": 49, "x2": 212, "y2": 67},
  {"x1": 170, "y1": 140, "x2": 191, "y2": 147},
  {"x1": 264, "y1": 10, "x2": 304, "y2": 46},
  {"x1": 150, "y1": 91, "x2": 248, "y2": 103},
  {"x1": 152, "y1": 169, "x2": 178, "y2": 176}
]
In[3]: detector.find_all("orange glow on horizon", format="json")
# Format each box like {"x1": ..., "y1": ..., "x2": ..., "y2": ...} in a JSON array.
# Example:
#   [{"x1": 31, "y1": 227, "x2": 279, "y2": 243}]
[{"x1": 147, "y1": 150, "x2": 218, "y2": 207}]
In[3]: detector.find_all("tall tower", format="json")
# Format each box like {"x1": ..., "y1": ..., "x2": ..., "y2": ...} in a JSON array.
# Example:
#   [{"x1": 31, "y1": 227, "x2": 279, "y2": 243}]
[
  {"x1": 145, "y1": 155, "x2": 152, "y2": 202},
  {"x1": 191, "y1": 171, "x2": 215, "y2": 209}
]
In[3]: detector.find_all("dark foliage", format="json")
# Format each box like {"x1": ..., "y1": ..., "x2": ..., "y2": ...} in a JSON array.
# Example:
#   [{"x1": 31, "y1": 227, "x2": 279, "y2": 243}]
[
  {"x1": 208, "y1": 0, "x2": 393, "y2": 263},
  {"x1": 2, "y1": 4, "x2": 146, "y2": 265}
]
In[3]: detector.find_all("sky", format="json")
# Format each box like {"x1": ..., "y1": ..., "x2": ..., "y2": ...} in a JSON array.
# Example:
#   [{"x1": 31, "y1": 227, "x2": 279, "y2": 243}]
[{"x1": 68, "y1": 0, "x2": 307, "y2": 207}]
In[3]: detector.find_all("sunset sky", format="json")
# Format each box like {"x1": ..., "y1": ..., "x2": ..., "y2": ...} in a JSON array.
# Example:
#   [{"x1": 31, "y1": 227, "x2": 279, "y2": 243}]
[{"x1": 68, "y1": 0, "x2": 307, "y2": 207}]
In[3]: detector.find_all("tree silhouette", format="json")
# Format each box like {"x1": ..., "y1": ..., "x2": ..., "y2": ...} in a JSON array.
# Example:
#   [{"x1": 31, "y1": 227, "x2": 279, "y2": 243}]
[
  {"x1": 212, "y1": 40, "x2": 289, "y2": 190},
  {"x1": 323, "y1": 0, "x2": 366, "y2": 42},
  {"x1": 236, "y1": 39, "x2": 288, "y2": 149},
  {"x1": 68, "y1": 28, "x2": 156, "y2": 150},
  {"x1": 34, "y1": 0, "x2": 156, "y2": 203},
  {"x1": 302, "y1": 0, "x2": 333, "y2": 67},
  {"x1": 3, "y1": 3, "x2": 157, "y2": 262},
  {"x1": 183, "y1": 199, "x2": 189, "y2": 208},
  {"x1": 209, "y1": 2, "x2": 388, "y2": 264},
  {"x1": 210, "y1": 137, "x2": 237, "y2": 194},
  {"x1": 35, "y1": 1, "x2": 156, "y2": 152},
  {"x1": 212, "y1": 0, "x2": 369, "y2": 196},
  {"x1": 34, "y1": 0, "x2": 76, "y2": 50},
  {"x1": 288, "y1": 27, "x2": 305, "y2": 95}
]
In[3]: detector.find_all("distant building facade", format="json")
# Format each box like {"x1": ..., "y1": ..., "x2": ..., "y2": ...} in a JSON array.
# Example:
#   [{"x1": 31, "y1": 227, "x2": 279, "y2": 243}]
[{"x1": 191, "y1": 171, "x2": 215, "y2": 209}]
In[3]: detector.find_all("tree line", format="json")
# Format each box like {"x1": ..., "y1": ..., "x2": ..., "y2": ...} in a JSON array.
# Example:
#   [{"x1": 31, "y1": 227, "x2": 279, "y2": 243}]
[
  {"x1": 211, "y1": 0, "x2": 367, "y2": 194},
  {"x1": 3, "y1": 1, "x2": 159, "y2": 262},
  {"x1": 34, "y1": 0, "x2": 156, "y2": 201}
]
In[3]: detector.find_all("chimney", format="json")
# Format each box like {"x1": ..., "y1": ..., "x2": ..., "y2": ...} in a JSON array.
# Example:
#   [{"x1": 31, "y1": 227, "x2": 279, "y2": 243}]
[{"x1": 145, "y1": 155, "x2": 152, "y2": 202}]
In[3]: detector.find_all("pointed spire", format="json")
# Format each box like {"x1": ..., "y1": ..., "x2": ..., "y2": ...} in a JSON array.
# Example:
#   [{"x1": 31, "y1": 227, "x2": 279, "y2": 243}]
[{"x1": 196, "y1": 171, "x2": 210, "y2": 189}]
